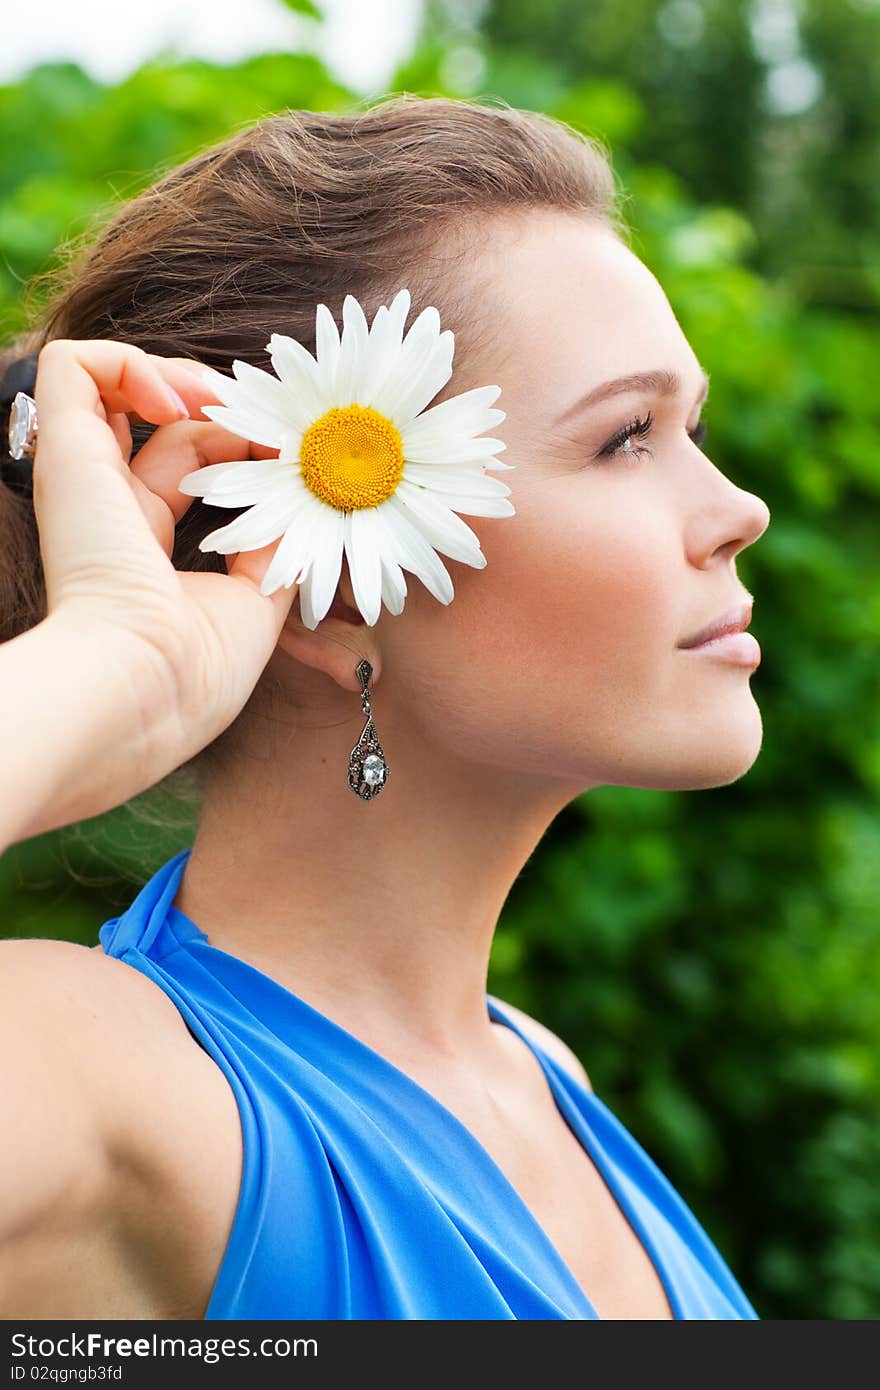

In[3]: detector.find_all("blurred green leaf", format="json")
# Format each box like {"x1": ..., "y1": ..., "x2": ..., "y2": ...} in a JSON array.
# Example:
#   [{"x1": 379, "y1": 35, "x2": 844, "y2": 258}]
[
  {"x1": 2, "y1": 0, "x2": 879, "y2": 1323},
  {"x1": 279, "y1": 0, "x2": 323, "y2": 19}
]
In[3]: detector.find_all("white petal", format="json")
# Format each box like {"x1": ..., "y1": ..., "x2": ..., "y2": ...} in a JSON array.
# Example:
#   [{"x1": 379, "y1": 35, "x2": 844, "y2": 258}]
[
  {"x1": 304, "y1": 505, "x2": 346, "y2": 626},
  {"x1": 388, "y1": 330, "x2": 455, "y2": 428},
  {"x1": 198, "y1": 485, "x2": 306, "y2": 553},
  {"x1": 200, "y1": 402, "x2": 287, "y2": 450},
  {"x1": 315, "y1": 302, "x2": 341, "y2": 387},
  {"x1": 259, "y1": 494, "x2": 326, "y2": 597},
  {"x1": 199, "y1": 362, "x2": 304, "y2": 441},
  {"x1": 180, "y1": 463, "x2": 303, "y2": 510},
  {"x1": 379, "y1": 549, "x2": 408, "y2": 616},
  {"x1": 191, "y1": 477, "x2": 301, "y2": 510},
  {"x1": 196, "y1": 365, "x2": 241, "y2": 403},
  {"x1": 395, "y1": 479, "x2": 486, "y2": 566},
  {"x1": 401, "y1": 407, "x2": 507, "y2": 456},
  {"x1": 277, "y1": 430, "x2": 304, "y2": 465},
  {"x1": 333, "y1": 294, "x2": 370, "y2": 407},
  {"x1": 228, "y1": 359, "x2": 308, "y2": 437},
  {"x1": 266, "y1": 333, "x2": 330, "y2": 424},
  {"x1": 297, "y1": 557, "x2": 320, "y2": 630},
  {"x1": 357, "y1": 287, "x2": 413, "y2": 411},
  {"x1": 343, "y1": 509, "x2": 384, "y2": 627},
  {"x1": 422, "y1": 492, "x2": 515, "y2": 518},
  {"x1": 386, "y1": 289, "x2": 411, "y2": 345},
  {"x1": 400, "y1": 384, "x2": 503, "y2": 448},
  {"x1": 403, "y1": 303, "x2": 441, "y2": 346},
  {"x1": 379, "y1": 494, "x2": 454, "y2": 605},
  {"x1": 402, "y1": 436, "x2": 508, "y2": 466},
  {"x1": 357, "y1": 304, "x2": 396, "y2": 407},
  {"x1": 178, "y1": 457, "x2": 283, "y2": 497},
  {"x1": 371, "y1": 304, "x2": 442, "y2": 420},
  {"x1": 402, "y1": 464, "x2": 512, "y2": 498}
]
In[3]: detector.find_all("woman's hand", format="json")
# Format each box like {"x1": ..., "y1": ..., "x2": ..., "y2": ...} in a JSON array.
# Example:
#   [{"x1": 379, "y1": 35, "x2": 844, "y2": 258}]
[{"x1": 3, "y1": 337, "x2": 300, "y2": 841}]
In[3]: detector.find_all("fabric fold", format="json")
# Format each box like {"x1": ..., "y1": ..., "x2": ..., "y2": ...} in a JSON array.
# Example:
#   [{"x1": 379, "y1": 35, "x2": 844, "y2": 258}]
[{"x1": 97, "y1": 848, "x2": 759, "y2": 1322}]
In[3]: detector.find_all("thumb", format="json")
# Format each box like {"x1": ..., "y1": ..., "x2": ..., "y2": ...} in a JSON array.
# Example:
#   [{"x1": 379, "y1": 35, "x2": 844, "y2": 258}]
[{"x1": 225, "y1": 542, "x2": 299, "y2": 635}]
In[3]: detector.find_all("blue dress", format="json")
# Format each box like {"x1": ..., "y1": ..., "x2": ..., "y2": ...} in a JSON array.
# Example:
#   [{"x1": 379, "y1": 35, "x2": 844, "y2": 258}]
[{"x1": 97, "y1": 848, "x2": 758, "y2": 1321}]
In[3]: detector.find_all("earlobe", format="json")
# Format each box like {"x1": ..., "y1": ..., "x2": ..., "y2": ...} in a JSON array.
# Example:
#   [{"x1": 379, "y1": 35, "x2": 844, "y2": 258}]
[{"x1": 274, "y1": 561, "x2": 382, "y2": 694}]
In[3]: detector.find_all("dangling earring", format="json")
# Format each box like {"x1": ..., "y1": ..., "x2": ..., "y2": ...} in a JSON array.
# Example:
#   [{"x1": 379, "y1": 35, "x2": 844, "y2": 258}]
[{"x1": 348, "y1": 659, "x2": 390, "y2": 800}]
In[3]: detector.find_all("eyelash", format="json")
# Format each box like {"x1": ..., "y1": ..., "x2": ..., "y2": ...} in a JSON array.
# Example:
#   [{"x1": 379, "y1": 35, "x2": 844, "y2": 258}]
[{"x1": 596, "y1": 411, "x2": 708, "y2": 462}]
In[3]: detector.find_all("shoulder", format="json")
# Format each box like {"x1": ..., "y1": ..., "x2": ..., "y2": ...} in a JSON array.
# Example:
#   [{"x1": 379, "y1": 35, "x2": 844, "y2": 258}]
[
  {"x1": 490, "y1": 996, "x2": 591, "y2": 1091},
  {"x1": 0, "y1": 932, "x2": 163, "y2": 1056},
  {"x1": 0, "y1": 936, "x2": 205, "y2": 1148},
  {"x1": 0, "y1": 936, "x2": 195, "y2": 1068},
  {"x1": 0, "y1": 938, "x2": 118, "y2": 1225},
  {"x1": 0, "y1": 937, "x2": 235, "y2": 1316},
  {"x1": 0, "y1": 935, "x2": 233, "y2": 1196},
  {"x1": 0, "y1": 939, "x2": 173, "y2": 1312}
]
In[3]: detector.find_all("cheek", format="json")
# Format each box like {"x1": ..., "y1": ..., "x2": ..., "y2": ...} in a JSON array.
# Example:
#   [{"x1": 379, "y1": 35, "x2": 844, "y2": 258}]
[
  {"x1": 485, "y1": 484, "x2": 675, "y2": 689},
  {"x1": 381, "y1": 473, "x2": 762, "y2": 790},
  {"x1": 392, "y1": 483, "x2": 680, "y2": 772}
]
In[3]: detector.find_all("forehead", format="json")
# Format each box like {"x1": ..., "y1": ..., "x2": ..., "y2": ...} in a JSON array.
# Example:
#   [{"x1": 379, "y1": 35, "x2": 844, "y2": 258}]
[{"x1": 472, "y1": 211, "x2": 698, "y2": 405}]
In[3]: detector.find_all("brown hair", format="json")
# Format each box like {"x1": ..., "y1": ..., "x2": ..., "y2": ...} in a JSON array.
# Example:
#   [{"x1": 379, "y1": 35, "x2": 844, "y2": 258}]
[{"x1": 0, "y1": 93, "x2": 623, "y2": 855}]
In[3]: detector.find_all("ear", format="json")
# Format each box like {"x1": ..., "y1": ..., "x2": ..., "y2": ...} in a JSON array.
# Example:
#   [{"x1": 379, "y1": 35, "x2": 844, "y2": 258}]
[{"x1": 273, "y1": 557, "x2": 383, "y2": 694}]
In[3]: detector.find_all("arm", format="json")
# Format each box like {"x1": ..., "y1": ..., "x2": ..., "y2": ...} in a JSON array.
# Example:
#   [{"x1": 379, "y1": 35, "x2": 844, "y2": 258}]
[
  {"x1": 0, "y1": 938, "x2": 228, "y2": 1319},
  {"x1": 0, "y1": 939, "x2": 119, "y2": 1315},
  {"x1": 0, "y1": 339, "x2": 296, "y2": 857},
  {"x1": 0, "y1": 616, "x2": 166, "y2": 853}
]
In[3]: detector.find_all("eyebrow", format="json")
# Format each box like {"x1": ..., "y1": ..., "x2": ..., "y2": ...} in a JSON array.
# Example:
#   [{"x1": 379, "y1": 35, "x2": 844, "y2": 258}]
[{"x1": 555, "y1": 367, "x2": 711, "y2": 426}]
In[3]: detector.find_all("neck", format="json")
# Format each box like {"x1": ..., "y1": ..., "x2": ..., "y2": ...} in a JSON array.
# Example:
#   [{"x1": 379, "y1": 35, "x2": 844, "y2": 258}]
[{"x1": 173, "y1": 696, "x2": 588, "y2": 1057}]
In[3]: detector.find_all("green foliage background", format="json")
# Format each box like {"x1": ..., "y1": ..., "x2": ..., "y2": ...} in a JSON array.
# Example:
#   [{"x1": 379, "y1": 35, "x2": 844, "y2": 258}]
[{"x1": 2, "y1": 0, "x2": 878, "y2": 1320}]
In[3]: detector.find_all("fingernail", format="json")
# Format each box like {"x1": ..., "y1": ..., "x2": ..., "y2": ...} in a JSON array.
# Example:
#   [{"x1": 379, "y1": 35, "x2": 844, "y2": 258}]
[{"x1": 164, "y1": 384, "x2": 189, "y2": 418}]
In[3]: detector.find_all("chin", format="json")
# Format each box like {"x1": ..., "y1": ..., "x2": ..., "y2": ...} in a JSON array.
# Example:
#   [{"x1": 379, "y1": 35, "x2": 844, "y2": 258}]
[
  {"x1": 670, "y1": 699, "x2": 765, "y2": 790},
  {"x1": 619, "y1": 698, "x2": 765, "y2": 792}
]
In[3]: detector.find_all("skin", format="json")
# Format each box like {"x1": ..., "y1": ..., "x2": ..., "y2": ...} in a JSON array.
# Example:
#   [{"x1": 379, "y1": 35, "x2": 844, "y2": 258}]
[
  {"x1": 1, "y1": 209, "x2": 771, "y2": 1320},
  {"x1": 0, "y1": 338, "x2": 297, "y2": 849},
  {"x1": 174, "y1": 210, "x2": 770, "y2": 1057},
  {"x1": 159, "y1": 210, "x2": 768, "y2": 1317}
]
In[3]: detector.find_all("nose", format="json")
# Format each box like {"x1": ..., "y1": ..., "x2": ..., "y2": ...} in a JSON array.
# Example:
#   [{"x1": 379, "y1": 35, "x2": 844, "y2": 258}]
[{"x1": 686, "y1": 474, "x2": 771, "y2": 569}]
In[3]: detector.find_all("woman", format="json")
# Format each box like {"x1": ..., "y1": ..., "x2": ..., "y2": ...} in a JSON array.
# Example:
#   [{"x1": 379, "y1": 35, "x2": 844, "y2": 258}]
[{"x1": 0, "y1": 95, "x2": 769, "y2": 1320}]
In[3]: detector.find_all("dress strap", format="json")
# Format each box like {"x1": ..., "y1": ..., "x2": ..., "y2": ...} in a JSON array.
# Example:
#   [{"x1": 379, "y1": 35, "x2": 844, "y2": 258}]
[{"x1": 98, "y1": 847, "x2": 192, "y2": 957}]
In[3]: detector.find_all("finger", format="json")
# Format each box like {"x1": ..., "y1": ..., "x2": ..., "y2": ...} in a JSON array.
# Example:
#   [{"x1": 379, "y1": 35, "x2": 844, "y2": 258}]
[
  {"x1": 32, "y1": 338, "x2": 193, "y2": 542},
  {"x1": 33, "y1": 341, "x2": 282, "y2": 592},
  {"x1": 107, "y1": 411, "x2": 133, "y2": 465},
  {"x1": 28, "y1": 343, "x2": 180, "y2": 585},
  {"x1": 31, "y1": 341, "x2": 214, "y2": 595},
  {"x1": 227, "y1": 541, "x2": 293, "y2": 599},
  {"x1": 227, "y1": 543, "x2": 300, "y2": 652},
  {"x1": 129, "y1": 355, "x2": 225, "y2": 425},
  {"x1": 178, "y1": 545, "x2": 299, "y2": 717},
  {"x1": 128, "y1": 420, "x2": 278, "y2": 527},
  {"x1": 34, "y1": 340, "x2": 196, "y2": 452},
  {"x1": 182, "y1": 536, "x2": 298, "y2": 678},
  {"x1": 129, "y1": 473, "x2": 176, "y2": 559}
]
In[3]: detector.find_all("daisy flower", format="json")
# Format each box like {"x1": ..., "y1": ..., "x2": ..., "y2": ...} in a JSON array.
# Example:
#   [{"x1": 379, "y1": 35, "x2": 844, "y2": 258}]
[{"x1": 177, "y1": 289, "x2": 515, "y2": 630}]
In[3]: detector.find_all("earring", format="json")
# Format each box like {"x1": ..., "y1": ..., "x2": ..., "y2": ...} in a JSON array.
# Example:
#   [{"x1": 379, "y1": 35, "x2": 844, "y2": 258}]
[{"x1": 348, "y1": 659, "x2": 390, "y2": 800}]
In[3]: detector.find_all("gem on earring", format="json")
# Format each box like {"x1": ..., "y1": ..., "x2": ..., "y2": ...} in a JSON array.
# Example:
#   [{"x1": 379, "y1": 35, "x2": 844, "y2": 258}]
[{"x1": 348, "y1": 658, "x2": 390, "y2": 800}]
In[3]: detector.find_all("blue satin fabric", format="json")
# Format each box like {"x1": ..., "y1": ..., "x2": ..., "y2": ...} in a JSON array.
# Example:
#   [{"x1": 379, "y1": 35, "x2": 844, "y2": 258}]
[{"x1": 98, "y1": 848, "x2": 758, "y2": 1321}]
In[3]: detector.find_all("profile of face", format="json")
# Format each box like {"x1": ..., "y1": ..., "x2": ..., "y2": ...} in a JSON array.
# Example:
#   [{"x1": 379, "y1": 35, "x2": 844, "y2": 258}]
[{"x1": 275, "y1": 209, "x2": 771, "y2": 798}]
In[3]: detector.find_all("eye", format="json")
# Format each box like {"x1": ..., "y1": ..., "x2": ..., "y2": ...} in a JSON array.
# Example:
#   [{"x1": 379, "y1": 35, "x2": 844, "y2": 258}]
[
  {"x1": 689, "y1": 418, "x2": 708, "y2": 449},
  {"x1": 596, "y1": 411, "x2": 654, "y2": 462},
  {"x1": 594, "y1": 410, "x2": 709, "y2": 464}
]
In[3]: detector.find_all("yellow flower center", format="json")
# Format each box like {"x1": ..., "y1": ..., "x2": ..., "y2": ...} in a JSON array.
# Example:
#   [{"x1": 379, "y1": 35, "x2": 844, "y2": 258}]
[{"x1": 299, "y1": 404, "x2": 405, "y2": 511}]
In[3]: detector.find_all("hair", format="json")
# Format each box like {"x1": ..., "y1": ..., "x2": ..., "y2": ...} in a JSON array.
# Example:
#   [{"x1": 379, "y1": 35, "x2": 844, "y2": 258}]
[{"x1": 0, "y1": 93, "x2": 623, "y2": 866}]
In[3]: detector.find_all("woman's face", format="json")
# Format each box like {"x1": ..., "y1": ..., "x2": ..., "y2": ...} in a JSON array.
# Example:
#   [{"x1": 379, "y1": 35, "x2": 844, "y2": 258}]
[{"x1": 369, "y1": 209, "x2": 771, "y2": 795}]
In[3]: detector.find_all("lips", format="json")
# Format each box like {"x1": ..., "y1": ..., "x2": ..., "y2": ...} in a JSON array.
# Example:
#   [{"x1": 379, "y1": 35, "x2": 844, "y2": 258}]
[{"x1": 678, "y1": 600, "x2": 753, "y2": 649}]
